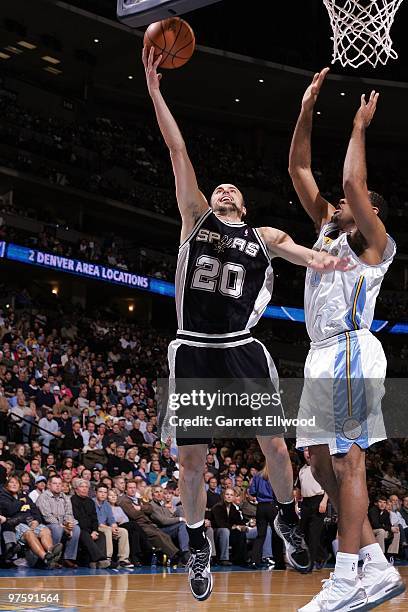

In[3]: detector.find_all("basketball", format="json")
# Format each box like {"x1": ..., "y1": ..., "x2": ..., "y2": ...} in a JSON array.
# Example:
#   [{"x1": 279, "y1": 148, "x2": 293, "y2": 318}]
[{"x1": 143, "y1": 17, "x2": 196, "y2": 69}]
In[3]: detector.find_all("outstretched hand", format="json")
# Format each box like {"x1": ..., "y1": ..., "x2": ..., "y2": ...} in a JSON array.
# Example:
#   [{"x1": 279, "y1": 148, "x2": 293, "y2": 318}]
[
  {"x1": 309, "y1": 252, "x2": 355, "y2": 273},
  {"x1": 142, "y1": 46, "x2": 163, "y2": 97},
  {"x1": 302, "y1": 67, "x2": 330, "y2": 112},
  {"x1": 354, "y1": 90, "x2": 379, "y2": 129}
]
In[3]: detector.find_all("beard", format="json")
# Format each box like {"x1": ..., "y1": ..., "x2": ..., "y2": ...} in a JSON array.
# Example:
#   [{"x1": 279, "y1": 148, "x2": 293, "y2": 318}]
[{"x1": 213, "y1": 199, "x2": 240, "y2": 215}]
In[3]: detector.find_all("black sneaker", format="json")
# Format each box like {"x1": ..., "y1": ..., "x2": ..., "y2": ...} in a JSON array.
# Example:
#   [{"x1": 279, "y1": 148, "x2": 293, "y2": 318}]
[
  {"x1": 44, "y1": 543, "x2": 63, "y2": 567},
  {"x1": 186, "y1": 536, "x2": 213, "y2": 602},
  {"x1": 273, "y1": 514, "x2": 311, "y2": 573}
]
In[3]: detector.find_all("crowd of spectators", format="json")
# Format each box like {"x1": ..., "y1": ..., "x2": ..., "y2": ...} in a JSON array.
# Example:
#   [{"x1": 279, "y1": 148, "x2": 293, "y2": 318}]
[
  {"x1": 2, "y1": 93, "x2": 408, "y2": 237},
  {"x1": 0, "y1": 295, "x2": 406, "y2": 572},
  {"x1": 0, "y1": 202, "x2": 176, "y2": 281}
]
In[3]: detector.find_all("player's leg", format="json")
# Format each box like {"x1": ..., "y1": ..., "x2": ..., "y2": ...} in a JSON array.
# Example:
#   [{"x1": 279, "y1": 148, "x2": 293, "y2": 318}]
[
  {"x1": 332, "y1": 445, "x2": 404, "y2": 610},
  {"x1": 178, "y1": 442, "x2": 213, "y2": 601},
  {"x1": 258, "y1": 435, "x2": 311, "y2": 572},
  {"x1": 304, "y1": 444, "x2": 405, "y2": 611},
  {"x1": 309, "y1": 444, "x2": 376, "y2": 550}
]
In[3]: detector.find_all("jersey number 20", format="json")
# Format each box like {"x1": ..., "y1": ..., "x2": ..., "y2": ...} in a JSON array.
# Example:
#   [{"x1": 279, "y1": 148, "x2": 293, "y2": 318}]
[{"x1": 191, "y1": 255, "x2": 246, "y2": 299}]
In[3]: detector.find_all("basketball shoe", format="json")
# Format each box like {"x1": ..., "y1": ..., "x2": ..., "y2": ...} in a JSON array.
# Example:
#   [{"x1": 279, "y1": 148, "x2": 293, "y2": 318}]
[
  {"x1": 186, "y1": 536, "x2": 213, "y2": 601},
  {"x1": 298, "y1": 573, "x2": 369, "y2": 611},
  {"x1": 274, "y1": 514, "x2": 311, "y2": 572},
  {"x1": 360, "y1": 559, "x2": 406, "y2": 609}
]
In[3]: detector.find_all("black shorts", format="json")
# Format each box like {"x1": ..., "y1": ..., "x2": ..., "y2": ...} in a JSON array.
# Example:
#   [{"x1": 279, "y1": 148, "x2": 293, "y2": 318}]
[{"x1": 164, "y1": 331, "x2": 284, "y2": 446}]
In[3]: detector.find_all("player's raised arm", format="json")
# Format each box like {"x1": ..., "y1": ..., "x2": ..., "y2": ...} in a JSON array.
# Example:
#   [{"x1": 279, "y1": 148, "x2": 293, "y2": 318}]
[
  {"x1": 288, "y1": 68, "x2": 335, "y2": 231},
  {"x1": 343, "y1": 91, "x2": 387, "y2": 261},
  {"x1": 142, "y1": 46, "x2": 209, "y2": 240},
  {"x1": 258, "y1": 227, "x2": 353, "y2": 273}
]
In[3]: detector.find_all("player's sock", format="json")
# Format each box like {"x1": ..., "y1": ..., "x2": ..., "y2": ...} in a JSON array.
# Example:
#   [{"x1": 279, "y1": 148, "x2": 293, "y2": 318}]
[
  {"x1": 277, "y1": 499, "x2": 298, "y2": 525},
  {"x1": 334, "y1": 552, "x2": 359, "y2": 580},
  {"x1": 359, "y1": 542, "x2": 388, "y2": 566},
  {"x1": 186, "y1": 520, "x2": 206, "y2": 550}
]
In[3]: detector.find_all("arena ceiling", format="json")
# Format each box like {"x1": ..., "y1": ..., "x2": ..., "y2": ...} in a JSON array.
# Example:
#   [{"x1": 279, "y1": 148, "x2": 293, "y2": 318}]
[{"x1": 1, "y1": 0, "x2": 408, "y2": 139}]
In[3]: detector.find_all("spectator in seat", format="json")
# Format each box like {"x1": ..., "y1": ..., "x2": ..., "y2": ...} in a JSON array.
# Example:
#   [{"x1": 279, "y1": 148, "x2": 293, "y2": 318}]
[
  {"x1": 94, "y1": 484, "x2": 133, "y2": 568},
  {"x1": 159, "y1": 447, "x2": 176, "y2": 479},
  {"x1": 128, "y1": 420, "x2": 146, "y2": 448},
  {"x1": 38, "y1": 409, "x2": 61, "y2": 455},
  {"x1": 83, "y1": 436, "x2": 107, "y2": 470},
  {"x1": 0, "y1": 475, "x2": 62, "y2": 567},
  {"x1": 29, "y1": 475, "x2": 47, "y2": 504},
  {"x1": 386, "y1": 499, "x2": 408, "y2": 552},
  {"x1": 400, "y1": 496, "x2": 408, "y2": 526},
  {"x1": 368, "y1": 496, "x2": 400, "y2": 557},
  {"x1": 62, "y1": 420, "x2": 83, "y2": 460},
  {"x1": 25, "y1": 458, "x2": 43, "y2": 481},
  {"x1": 206, "y1": 477, "x2": 221, "y2": 510},
  {"x1": 133, "y1": 458, "x2": 149, "y2": 483},
  {"x1": 106, "y1": 445, "x2": 133, "y2": 479},
  {"x1": 211, "y1": 488, "x2": 248, "y2": 566},
  {"x1": 57, "y1": 408, "x2": 73, "y2": 436},
  {"x1": 107, "y1": 488, "x2": 149, "y2": 566},
  {"x1": 36, "y1": 383, "x2": 55, "y2": 413},
  {"x1": 10, "y1": 444, "x2": 28, "y2": 473},
  {"x1": 36, "y1": 475, "x2": 80, "y2": 568},
  {"x1": 148, "y1": 460, "x2": 168, "y2": 486},
  {"x1": 70, "y1": 478, "x2": 110, "y2": 568},
  {"x1": 118, "y1": 480, "x2": 179, "y2": 561},
  {"x1": 148, "y1": 486, "x2": 190, "y2": 564}
]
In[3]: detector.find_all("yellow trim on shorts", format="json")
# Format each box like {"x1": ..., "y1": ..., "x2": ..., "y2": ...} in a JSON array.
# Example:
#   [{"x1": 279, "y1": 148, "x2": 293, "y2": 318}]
[
  {"x1": 345, "y1": 331, "x2": 353, "y2": 417},
  {"x1": 351, "y1": 276, "x2": 364, "y2": 330}
]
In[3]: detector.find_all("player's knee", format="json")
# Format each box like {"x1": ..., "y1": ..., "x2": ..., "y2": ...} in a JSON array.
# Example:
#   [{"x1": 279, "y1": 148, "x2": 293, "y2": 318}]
[
  {"x1": 332, "y1": 450, "x2": 365, "y2": 481},
  {"x1": 179, "y1": 450, "x2": 206, "y2": 477},
  {"x1": 260, "y1": 436, "x2": 288, "y2": 462}
]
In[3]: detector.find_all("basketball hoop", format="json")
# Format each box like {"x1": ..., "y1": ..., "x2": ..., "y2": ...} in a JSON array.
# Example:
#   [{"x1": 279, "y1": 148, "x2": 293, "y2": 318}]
[{"x1": 323, "y1": 0, "x2": 405, "y2": 68}]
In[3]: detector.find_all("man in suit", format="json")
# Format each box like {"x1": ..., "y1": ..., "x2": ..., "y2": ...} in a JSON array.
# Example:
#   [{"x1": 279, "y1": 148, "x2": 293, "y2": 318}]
[
  {"x1": 149, "y1": 486, "x2": 190, "y2": 564},
  {"x1": 118, "y1": 480, "x2": 179, "y2": 561}
]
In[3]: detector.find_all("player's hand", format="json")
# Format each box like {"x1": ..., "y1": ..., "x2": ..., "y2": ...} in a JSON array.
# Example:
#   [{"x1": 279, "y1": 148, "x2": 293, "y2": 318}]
[
  {"x1": 354, "y1": 91, "x2": 379, "y2": 129},
  {"x1": 319, "y1": 500, "x2": 327, "y2": 514},
  {"x1": 301, "y1": 68, "x2": 330, "y2": 112},
  {"x1": 142, "y1": 46, "x2": 163, "y2": 96},
  {"x1": 308, "y1": 252, "x2": 355, "y2": 273}
]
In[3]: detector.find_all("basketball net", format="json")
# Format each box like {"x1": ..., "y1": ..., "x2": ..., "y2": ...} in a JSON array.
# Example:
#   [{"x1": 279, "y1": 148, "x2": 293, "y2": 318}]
[{"x1": 323, "y1": 0, "x2": 404, "y2": 68}]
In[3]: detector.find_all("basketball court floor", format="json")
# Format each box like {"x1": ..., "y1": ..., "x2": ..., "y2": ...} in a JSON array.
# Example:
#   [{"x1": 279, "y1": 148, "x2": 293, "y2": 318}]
[{"x1": 0, "y1": 565, "x2": 406, "y2": 611}]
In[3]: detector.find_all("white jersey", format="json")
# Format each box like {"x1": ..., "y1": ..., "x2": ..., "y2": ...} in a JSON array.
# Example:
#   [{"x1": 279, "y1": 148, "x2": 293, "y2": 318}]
[{"x1": 305, "y1": 222, "x2": 396, "y2": 343}]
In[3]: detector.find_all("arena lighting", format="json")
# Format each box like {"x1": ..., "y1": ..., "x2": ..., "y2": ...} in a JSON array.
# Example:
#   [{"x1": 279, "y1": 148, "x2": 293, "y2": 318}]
[
  {"x1": 340, "y1": 92, "x2": 346, "y2": 96},
  {"x1": 128, "y1": 304, "x2": 135, "y2": 312},
  {"x1": 4, "y1": 46, "x2": 23, "y2": 55},
  {"x1": 0, "y1": 52, "x2": 10, "y2": 60},
  {"x1": 42, "y1": 55, "x2": 60, "y2": 65},
  {"x1": 17, "y1": 41, "x2": 37, "y2": 50},
  {"x1": 51, "y1": 286, "x2": 59, "y2": 295},
  {"x1": 117, "y1": 0, "x2": 222, "y2": 27}
]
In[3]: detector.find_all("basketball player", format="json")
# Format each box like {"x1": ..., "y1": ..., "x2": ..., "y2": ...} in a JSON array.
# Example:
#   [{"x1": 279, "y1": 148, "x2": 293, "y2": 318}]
[
  {"x1": 289, "y1": 68, "x2": 405, "y2": 611},
  {"x1": 142, "y1": 48, "x2": 352, "y2": 601}
]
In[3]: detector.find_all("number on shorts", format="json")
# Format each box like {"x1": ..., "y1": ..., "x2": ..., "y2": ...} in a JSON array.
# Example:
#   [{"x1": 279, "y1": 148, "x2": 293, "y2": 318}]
[{"x1": 191, "y1": 255, "x2": 245, "y2": 298}]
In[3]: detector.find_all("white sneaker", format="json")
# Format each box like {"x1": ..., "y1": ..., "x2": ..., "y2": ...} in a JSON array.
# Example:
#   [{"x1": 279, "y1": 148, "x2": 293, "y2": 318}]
[
  {"x1": 298, "y1": 573, "x2": 368, "y2": 612},
  {"x1": 361, "y1": 560, "x2": 406, "y2": 609}
]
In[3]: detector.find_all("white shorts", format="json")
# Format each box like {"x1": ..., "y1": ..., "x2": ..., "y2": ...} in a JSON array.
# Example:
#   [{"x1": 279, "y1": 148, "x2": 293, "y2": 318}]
[{"x1": 296, "y1": 328, "x2": 387, "y2": 456}]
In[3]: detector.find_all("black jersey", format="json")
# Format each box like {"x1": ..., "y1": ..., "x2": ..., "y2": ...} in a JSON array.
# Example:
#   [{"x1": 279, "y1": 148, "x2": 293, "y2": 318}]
[{"x1": 175, "y1": 209, "x2": 274, "y2": 334}]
